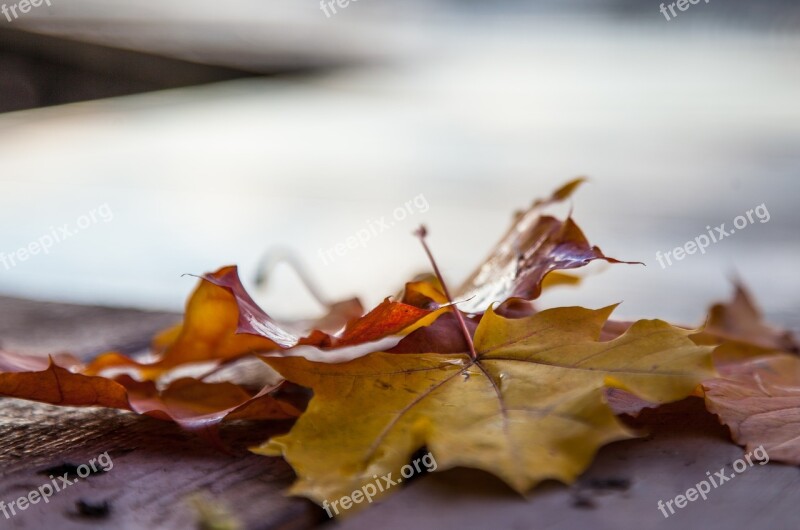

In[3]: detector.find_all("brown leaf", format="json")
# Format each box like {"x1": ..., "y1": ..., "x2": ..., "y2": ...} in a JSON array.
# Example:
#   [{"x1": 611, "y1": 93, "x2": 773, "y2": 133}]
[
  {"x1": 609, "y1": 282, "x2": 799, "y2": 418},
  {"x1": 198, "y1": 266, "x2": 301, "y2": 347},
  {"x1": 704, "y1": 352, "x2": 800, "y2": 463},
  {"x1": 118, "y1": 375, "x2": 300, "y2": 430},
  {"x1": 0, "y1": 351, "x2": 299, "y2": 435},
  {"x1": 687, "y1": 285, "x2": 800, "y2": 460},
  {"x1": 693, "y1": 283, "x2": 798, "y2": 353},
  {"x1": 0, "y1": 350, "x2": 80, "y2": 372},
  {"x1": 0, "y1": 355, "x2": 131, "y2": 409},
  {"x1": 455, "y1": 180, "x2": 638, "y2": 313}
]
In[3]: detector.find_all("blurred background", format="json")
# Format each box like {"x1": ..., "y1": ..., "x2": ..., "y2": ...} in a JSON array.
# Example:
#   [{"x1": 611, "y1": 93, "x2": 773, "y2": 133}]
[{"x1": 0, "y1": 0, "x2": 798, "y2": 329}]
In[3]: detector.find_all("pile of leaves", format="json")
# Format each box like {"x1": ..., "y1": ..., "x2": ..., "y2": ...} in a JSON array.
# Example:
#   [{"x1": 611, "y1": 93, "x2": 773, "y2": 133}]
[{"x1": 0, "y1": 179, "x2": 797, "y2": 512}]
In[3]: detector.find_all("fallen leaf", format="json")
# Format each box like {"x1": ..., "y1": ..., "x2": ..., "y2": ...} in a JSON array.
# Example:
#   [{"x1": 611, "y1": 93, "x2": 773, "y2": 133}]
[
  {"x1": 0, "y1": 355, "x2": 130, "y2": 409},
  {"x1": 455, "y1": 180, "x2": 637, "y2": 313},
  {"x1": 704, "y1": 352, "x2": 800, "y2": 463},
  {"x1": 87, "y1": 266, "x2": 433, "y2": 378},
  {"x1": 257, "y1": 304, "x2": 712, "y2": 506},
  {"x1": 332, "y1": 298, "x2": 433, "y2": 347},
  {"x1": 0, "y1": 351, "x2": 299, "y2": 436},
  {"x1": 692, "y1": 284, "x2": 800, "y2": 463},
  {"x1": 86, "y1": 266, "x2": 294, "y2": 378},
  {"x1": 119, "y1": 375, "x2": 300, "y2": 431},
  {"x1": 608, "y1": 281, "x2": 799, "y2": 418},
  {"x1": 693, "y1": 283, "x2": 798, "y2": 353}
]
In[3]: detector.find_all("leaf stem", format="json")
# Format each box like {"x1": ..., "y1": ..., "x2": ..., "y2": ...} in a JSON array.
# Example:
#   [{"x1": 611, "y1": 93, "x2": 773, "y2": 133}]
[{"x1": 414, "y1": 226, "x2": 478, "y2": 360}]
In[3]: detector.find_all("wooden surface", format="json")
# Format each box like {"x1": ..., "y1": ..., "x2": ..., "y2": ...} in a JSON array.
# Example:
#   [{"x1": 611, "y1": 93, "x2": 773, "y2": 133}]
[
  {"x1": 1, "y1": 295, "x2": 798, "y2": 529},
  {"x1": 0, "y1": 296, "x2": 323, "y2": 530}
]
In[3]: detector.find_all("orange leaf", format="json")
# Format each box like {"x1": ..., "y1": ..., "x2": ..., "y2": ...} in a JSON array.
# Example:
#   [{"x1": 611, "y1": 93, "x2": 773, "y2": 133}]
[
  {"x1": 0, "y1": 351, "x2": 299, "y2": 436},
  {"x1": 88, "y1": 266, "x2": 434, "y2": 378}
]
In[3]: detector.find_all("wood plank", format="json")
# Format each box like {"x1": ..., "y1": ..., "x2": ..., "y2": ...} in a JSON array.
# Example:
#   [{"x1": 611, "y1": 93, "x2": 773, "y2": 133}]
[
  {"x1": 0, "y1": 296, "x2": 323, "y2": 529},
  {"x1": 0, "y1": 402, "x2": 323, "y2": 529},
  {"x1": 0, "y1": 295, "x2": 178, "y2": 357}
]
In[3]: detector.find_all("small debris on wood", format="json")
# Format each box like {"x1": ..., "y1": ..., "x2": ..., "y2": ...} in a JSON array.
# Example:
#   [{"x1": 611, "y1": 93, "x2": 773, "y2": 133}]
[
  {"x1": 39, "y1": 462, "x2": 105, "y2": 479},
  {"x1": 571, "y1": 492, "x2": 596, "y2": 509},
  {"x1": 76, "y1": 499, "x2": 111, "y2": 518},
  {"x1": 586, "y1": 477, "x2": 631, "y2": 492}
]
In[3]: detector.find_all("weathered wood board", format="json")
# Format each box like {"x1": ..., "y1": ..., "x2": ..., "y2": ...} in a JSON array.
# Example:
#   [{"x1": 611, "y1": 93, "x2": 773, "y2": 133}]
[{"x1": 1, "y1": 295, "x2": 798, "y2": 530}]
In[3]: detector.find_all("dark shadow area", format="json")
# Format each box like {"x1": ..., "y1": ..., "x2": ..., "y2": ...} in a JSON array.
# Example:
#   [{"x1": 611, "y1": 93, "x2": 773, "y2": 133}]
[{"x1": 0, "y1": 27, "x2": 259, "y2": 113}]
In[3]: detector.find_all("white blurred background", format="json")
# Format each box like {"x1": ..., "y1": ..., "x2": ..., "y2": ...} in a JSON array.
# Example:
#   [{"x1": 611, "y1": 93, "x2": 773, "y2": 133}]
[{"x1": 0, "y1": 0, "x2": 798, "y2": 327}]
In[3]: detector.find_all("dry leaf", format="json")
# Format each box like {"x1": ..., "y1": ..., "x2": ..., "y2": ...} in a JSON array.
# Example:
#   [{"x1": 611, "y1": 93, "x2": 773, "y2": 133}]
[
  {"x1": 257, "y1": 305, "x2": 712, "y2": 506},
  {"x1": 697, "y1": 285, "x2": 800, "y2": 462},
  {"x1": 704, "y1": 352, "x2": 800, "y2": 463},
  {"x1": 0, "y1": 352, "x2": 299, "y2": 436},
  {"x1": 693, "y1": 283, "x2": 798, "y2": 353},
  {"x1": 87, "y1": 266, "x2": 433, "y2": 378},
  {"x1": 455, "y1": 179, "x2": 637, "y2": 313}
]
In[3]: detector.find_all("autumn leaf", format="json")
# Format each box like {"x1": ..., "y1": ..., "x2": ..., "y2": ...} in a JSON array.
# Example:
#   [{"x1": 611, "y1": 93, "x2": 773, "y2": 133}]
[
  {"x1": 331, "y1": 298, "x2": 432, "y2": 347},
  {"x1": 86, "y1": 266, "x2": 297, "y2": 378},
  {"x1": 0, "y1": 354, "x2": 130, "y2": 409},
  {"x1": 208, "y1": 267, "x2": 438, "y2": 363},
  {"x1": 608, "y1": 281, "x2": 800, "y2": 418},
  {"x1": 87, "y1": 266, "x2": 433, "y2": 378},
  {"x1": 693, "y1": 282, "x2": 798, "y2": 353},
  {"x1": 0, "y1": 351, "x2": 299, "y2": 437},
  {"x1": 256, "y1": 304, "x2": 713, "y2": 506},
  {"x1": 87, "y1": 181, "x2": 629, "y2": 380},
  {"x1": 0, "y1": 266, "x2": 316, "y2": 439},
  {"x1": 704, "y1": 352, "x2": 800, "y2": 464},
  {"x1": 118, "y1": 375, "x2": 300, "y2": 431},
  {"x1": 696, "y1": 284, "x2": 800, "y2": 463},
  {"x1": 2, "y1": 178, "x2": 774, "y2": 511},
  {"x1": 205, "y1": 265, "x2": 434, "y2": 350},
  {"x1": 0, "y1": 262, "x2": 435, "y2": 439},
  {"x1": 455, "y1": 179, "x2": 637, "y2": 314},
  {"x1": 398, "y1": 274, "x2": 447, "y2": 310}
]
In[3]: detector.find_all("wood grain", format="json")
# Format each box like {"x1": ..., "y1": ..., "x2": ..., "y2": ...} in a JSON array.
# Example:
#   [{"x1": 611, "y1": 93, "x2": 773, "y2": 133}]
[
  {"x1": 0, "y1": 295, "x2": 178, "y2": 357},
  {"x1": 0, "y1": 296, "x2": 323, "y2": 529}
]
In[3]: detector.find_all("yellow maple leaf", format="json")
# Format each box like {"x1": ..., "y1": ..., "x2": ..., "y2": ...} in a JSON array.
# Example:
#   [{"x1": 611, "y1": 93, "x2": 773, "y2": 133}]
[{"x1": 256, "y1": 304, "x2": 713, "y2": 508}]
